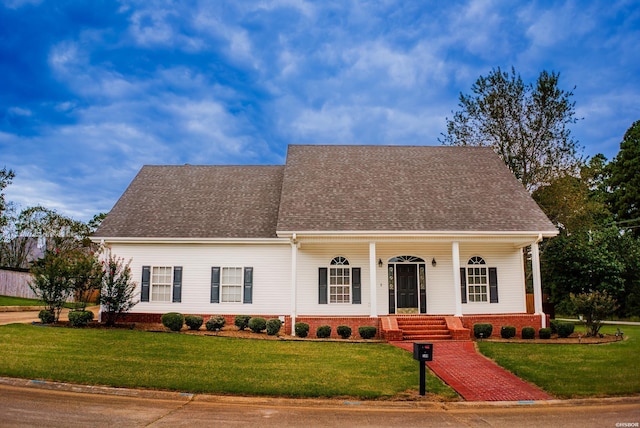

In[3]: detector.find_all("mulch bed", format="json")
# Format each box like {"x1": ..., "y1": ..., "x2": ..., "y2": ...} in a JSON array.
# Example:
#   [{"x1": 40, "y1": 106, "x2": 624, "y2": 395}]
[{"x1": 482, "y1": 332, "x2": 624, "y2": 344}]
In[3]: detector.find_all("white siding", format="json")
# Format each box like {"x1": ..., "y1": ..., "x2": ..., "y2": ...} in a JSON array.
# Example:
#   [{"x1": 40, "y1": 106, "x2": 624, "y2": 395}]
[{"x1": 108, "y1": 243, "x2": 291, "y2": 316}]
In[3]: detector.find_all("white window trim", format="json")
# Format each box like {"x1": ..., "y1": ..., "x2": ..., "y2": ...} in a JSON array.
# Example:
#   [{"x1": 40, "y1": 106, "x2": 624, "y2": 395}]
[
  {"x1": 329, "y1": 256, "x2": 351, "y2": 304},
  {"x1": 466, "y1": 256, "x2": 488, "y2": 303},
  {"x1": 221, "y1": 266, "x2": 243, "y2": 303},
  {"x1": 151, "y1": 266, "x2": 173, "y2": 303}
]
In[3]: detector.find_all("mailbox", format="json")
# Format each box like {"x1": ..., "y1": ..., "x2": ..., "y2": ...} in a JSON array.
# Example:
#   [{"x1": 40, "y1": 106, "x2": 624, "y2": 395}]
[{"x1": 413, "y1": 342, "x2": 433, "y2": 362}]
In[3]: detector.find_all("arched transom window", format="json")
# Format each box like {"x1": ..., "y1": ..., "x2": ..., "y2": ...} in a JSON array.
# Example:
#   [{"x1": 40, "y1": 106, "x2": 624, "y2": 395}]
[
  {"x1": 329, "y1": 257, "x2": 350, "y2": 303},
  {"x1": 467, "y1": 257, "x2": 488, "y2": 302}
]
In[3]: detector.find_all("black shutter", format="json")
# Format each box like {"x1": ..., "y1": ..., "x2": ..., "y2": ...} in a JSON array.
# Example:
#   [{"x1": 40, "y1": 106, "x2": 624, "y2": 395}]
[
  {"x1": 388, "y1": 265, "x2": 395, "y2": 314},
  {"x1": 172, "y1": 267, "x2": 182, "y2": 303},
  {"x1": 318, "y1": 267, "x2": 328, "y2": 304},
  {"x1": 352, "y1": 268, "x2": 361, "y2": 304},
  {"x1": 460, "y1": 267, "x2": 467, "y2": 304},
  {"x1": 141, "y1": 266, "x2": 150, "y2": 302},
  {"x1": 243, "y1": 267, "x2": 253, "y2": 304},
  {"x1": 211, "y1": 267, "x2": 220, "y2": 303},
  {"x1": 489, "y1": 267, "x2": 499, "y2": 303}
]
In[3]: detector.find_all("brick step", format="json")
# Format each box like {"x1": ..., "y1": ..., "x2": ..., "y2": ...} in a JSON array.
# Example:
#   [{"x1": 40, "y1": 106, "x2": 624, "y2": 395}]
[
  {"x1": 404, "y1": 334, "x2": 452, "y2": 340},
  {"x1": 401, "y1": 328, "x2": 450, "y2": 335},
  {"x1": 397, "y1": 320, "x2": 446, "y2": 327}
]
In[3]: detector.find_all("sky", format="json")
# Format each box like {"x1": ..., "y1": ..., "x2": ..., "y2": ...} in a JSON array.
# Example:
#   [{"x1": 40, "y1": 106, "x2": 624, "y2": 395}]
[{"x1": 1, "y1": 0, "x2": 639, "y2": 223}]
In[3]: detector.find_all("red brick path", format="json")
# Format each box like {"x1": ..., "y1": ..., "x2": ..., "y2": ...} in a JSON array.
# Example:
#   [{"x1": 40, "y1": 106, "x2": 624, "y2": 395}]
[{"x1": 391, "y1": 341, "x2": 553, "y2": 401}]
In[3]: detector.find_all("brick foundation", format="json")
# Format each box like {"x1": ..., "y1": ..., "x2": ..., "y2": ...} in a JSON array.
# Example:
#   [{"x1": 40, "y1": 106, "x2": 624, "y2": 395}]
[
  {"x1": 461, "y1": 313, "x2": 551, "y2": 338},
  {"x1": 116, "y1": 312, "x2": 547, "y2": 340}
]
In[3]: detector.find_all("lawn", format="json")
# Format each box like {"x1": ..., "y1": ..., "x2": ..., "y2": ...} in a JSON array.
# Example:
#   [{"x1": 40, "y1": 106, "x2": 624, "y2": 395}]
[
  {"x1": 0, "y1": 295, "x2": 44, "y2": 306},
  {"x1": 0, "y1": 324, "x2": 457, "y2": 399},
  {"x1": 478, "y1": 324, "x2": 640, "y2": 398}
]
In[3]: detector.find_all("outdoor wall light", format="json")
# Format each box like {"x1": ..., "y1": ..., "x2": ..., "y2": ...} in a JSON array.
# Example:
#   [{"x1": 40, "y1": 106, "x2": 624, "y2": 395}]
[
  {"x1": 378, "y1": 258, "x2": 383, "y2": 267},
  {"x1": 431, "y1": 258, "x2": 437, "y2": 267}
]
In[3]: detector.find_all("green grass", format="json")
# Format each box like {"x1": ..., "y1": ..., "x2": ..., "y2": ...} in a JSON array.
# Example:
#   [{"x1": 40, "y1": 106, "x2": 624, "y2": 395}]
[
  {"x1": 478, "y1": 324, "x2": 640, "y2": 398},
  {"x1": 0, "y1": 295, "x2": 44, "y2": 306},
  {"x1": 0, "y1": 324, "x2": 457, "y2": 399}
]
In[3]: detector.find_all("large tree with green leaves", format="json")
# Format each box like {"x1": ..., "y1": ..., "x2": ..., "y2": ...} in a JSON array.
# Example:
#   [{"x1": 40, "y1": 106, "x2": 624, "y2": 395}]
[
  {"x1": 441, "y1": 67, "x2": 583, "y2": 191},
  {"x1": 607, "y1": 120, "x2": 640, "y2": 236},
  {"x1": 0, "y1": 167, "x2": 15, "y2": 228}
]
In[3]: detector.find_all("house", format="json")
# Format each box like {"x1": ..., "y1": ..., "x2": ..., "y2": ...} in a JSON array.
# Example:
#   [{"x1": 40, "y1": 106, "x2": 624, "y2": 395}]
[{"x1": 94, "y1": 145, "x2": 558, "y2": 339}]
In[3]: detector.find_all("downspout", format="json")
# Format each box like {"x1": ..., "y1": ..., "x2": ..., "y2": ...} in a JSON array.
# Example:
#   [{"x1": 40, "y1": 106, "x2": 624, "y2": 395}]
[{"x1": 290, "y1": 234, "x2": 298, "y2": 336}]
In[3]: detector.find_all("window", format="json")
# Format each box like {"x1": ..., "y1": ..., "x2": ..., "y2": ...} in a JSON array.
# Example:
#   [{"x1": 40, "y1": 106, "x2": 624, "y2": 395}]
[
  {"x1": 466, "y1": 257, "x2": 488, "y2": 302},
  {"x1": 151, "y1": 266, "x2": 172, "y2": 302},
  {"x1": 221, "y1": 267, "x2": 243, "y2": 303},
  {"x1": 329, "y1": 256, "x2": 350, "y2": 303}
]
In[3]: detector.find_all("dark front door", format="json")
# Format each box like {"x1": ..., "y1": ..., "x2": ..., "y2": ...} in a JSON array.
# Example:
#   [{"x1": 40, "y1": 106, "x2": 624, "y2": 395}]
[{"x1": 396, "y1": 264, "x2": 418, "y2": 309}]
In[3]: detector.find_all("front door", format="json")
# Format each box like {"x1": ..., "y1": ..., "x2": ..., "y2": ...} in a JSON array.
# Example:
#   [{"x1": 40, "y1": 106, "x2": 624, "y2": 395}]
[{"x1": 396, "y1": 264, "x2": 418, "y2": 310}]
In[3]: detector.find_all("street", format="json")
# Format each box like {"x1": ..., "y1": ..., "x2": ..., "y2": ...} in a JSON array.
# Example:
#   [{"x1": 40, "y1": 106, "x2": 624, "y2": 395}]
[{"x1": 1, "y1": 379, "x2": 638, "y2": 427}]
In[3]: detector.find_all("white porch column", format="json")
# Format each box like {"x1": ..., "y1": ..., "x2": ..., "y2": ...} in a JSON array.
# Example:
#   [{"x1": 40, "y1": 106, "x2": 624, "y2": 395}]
[
  {"x1": 369, "y1": 242, "x2": 377, "y2": 317},
  {"x1": 452, "y1": 241, "x2": 463, "y2": 317},
  {"x1": 531, "y1": 237, "x2": 546, "y2": 327},
  {"x1": 290, "y1": 238, "x2": 298, "y2": 336}
]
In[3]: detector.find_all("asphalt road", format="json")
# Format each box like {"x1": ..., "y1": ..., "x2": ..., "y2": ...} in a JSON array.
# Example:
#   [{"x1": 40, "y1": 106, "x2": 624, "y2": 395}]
[{"x1": 1, "y1": 380, "x2": 639, "y2": 428}]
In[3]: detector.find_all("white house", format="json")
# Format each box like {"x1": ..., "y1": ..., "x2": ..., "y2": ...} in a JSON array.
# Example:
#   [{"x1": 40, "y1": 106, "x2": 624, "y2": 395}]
[{"x1": 94, "y1": 145, "x2": 558, "y2": 339}]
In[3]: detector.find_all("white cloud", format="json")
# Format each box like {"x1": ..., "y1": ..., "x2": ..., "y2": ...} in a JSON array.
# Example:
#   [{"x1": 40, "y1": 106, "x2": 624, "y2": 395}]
[{"x1": 1, "y1": 0, "x2": 42, "y2": 9}]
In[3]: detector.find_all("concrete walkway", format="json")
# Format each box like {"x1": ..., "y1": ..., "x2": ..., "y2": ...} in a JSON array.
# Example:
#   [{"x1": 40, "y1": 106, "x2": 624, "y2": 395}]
[{"x1": 391, "y1": 341, "x2": 553, "y2": 402}]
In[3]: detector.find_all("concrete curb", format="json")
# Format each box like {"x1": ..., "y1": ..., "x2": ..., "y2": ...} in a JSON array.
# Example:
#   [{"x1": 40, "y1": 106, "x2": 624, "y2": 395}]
[{"x1": 1, "y1": 376, "x2": 638, "y2": 410}]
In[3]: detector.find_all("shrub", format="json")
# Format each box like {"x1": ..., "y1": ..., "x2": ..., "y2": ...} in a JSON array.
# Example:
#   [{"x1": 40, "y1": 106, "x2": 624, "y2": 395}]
[
  {"x1": 295, "y1": 322, "x2": 309, "y2": 338},
  {"x1": 248, "y1": 317, "x2": 267, "y2": 333},
  {"x1": 234, "y1": 315, "x2": 251, "y2": 331},
  {"x1": 571, "y1": 290, "x2": 618, "y2": 337},
  {"x1": 205, "y1": 315, "x2": 226, "y2": 331},
  {"x1": 473, "y1": 323, "x2": 493, "y2": 339},
  {"x1": 316, "y1": 325, "x2": 332, "y2": 338},
  {"x1": 557, "y1": 322, "x2": 575, "y2": 338},
  {"x1": 539, "y1": 327, "x2": 552, "y2": 339},
  {"x1": 500, "y1": 326, "x2": 516, "y2": 339},
  {"x1": 185, "y1": 315, "x2": 204, "y2": 330},
  {"x1": 161, "y1": 312, "x2": 184, "y2": 332},
  {"x1": 266, "y1": 318, "x2": 282, "y2": 336},
  {"x1": 550, "y1": 319, "x2": 560, "y2": 334},
  {"x1": 68, "y1": 310, "x2": 94, "y2": 327},
  {"x1": 521, "y1": 326, "x2": 536, "y2": 339},
  {"x1": 38, "y1": 309, "x2": 55, "y2": 324},
  {"x1": 358, "y1": 326, "x2": 377, "y2": 339},
  {"x1": 337, "y1": 325, "x2": 352, "y2": 339}
]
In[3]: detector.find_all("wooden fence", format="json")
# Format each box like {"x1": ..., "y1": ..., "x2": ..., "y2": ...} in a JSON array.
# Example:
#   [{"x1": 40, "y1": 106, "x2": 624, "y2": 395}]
[{"x1": 0, "y1": 269, "x2": 37, "y2": 299}]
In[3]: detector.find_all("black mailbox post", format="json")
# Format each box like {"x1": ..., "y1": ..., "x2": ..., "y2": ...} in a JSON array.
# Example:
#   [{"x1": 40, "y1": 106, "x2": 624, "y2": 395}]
[{"x1": 413, "y1": 342, "x2": 433, "y2": 396}]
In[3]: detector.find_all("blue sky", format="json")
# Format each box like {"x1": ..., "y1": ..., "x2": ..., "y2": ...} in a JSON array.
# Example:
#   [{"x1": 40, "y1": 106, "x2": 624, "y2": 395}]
[{"x1": 1, "y1": 0, "x2": 639, "y2": 222}]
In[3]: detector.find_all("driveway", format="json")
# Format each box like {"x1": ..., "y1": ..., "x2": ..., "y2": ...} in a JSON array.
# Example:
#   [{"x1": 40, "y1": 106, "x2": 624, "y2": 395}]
[{"x1": 0, "y1": 306, "x2": 99, "y2": 325}]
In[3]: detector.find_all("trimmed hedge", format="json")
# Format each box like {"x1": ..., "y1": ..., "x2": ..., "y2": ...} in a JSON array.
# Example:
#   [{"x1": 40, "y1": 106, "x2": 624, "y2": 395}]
[
  {"x1": 205, "y1": 315, "x2": 226, "y2": 331},
  {"x1": 474, "y1": 323, "x2": 493, "y2": 339},
  {"x1": 521, "y1": 326, "x2": 536, "y2": 339},
  {"x1": 316, "y1": 325, "x2": 332, "y2": 338},
  {"x1": 337, "y1": 325, "x2": 352, "y2": 339},
  {"x1": 295, "y1": 322, "x2": 309, "y2": 338},
  {"x1": 68, "y1": 310, "x2": 94, "y2": 327},
  {"x1": 266, "y1": 318, "x2": 282, "y2": 336},
  {"x1": 38, "y1": 309, "x2": 55, "y2": 324},
  {"x1": 539, "y1": 327, "x2": 552, "y2": 339},
  {"x1": 248, "y1": 317, "x2": 267, "y2": 333},
  {"x1": 161, "y1": 312, "x2": 184, "y2": 332},
  {"x1": 185, "y1": 315, "x2": 204, "y2": 331},
  {"x1": 557, "y1": 322, "x2": 575, "y2": 338},
  {"x1": 358, "y1": 326, "x2": 377, "y2": 339},
  {"x1": 234, "y1": 315, "x2": 251, "y2": 331},
  {"x1": 500, "y1": 326, "x2": 516, "y2": 339}
]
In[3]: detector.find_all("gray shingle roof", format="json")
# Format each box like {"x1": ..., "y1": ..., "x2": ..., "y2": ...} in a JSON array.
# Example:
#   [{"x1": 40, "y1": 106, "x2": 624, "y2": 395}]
[
  {"x1": 276, "y1": 145, "x2": 557, "y2": 233},
  {"x1": 95, "y1": 165, "x2": 284, "y2": 238},
  {"x1": 95, "y1": 145, "x2": 557, "y2": 239}
]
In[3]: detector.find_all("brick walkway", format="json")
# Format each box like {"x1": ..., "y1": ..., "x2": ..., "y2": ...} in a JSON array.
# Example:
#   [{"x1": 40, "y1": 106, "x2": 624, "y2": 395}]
[{"x1": 391, "y1": 341, "x2": 553, "y2": 401}]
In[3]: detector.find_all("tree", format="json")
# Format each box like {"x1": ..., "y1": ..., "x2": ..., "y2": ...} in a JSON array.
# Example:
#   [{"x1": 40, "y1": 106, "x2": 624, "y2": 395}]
[
  {"x1": 607, "y1": 120, "x2": 640, "y2": 236},
  {"x1": 0, "y1": 167, "x2": 15, "y2": 229},
  {"x1": 29, "y1": 249, "x2": 75, "y2": 323},
  {"x1": 570, "y1": 291, "x2": 618, "y2": 337},
  {"x1": 533, "y1": 155, "x2": 611, "y2": 233},
  {"x1": 67, "y1": 248, "x2": 104, "y2": 310},
  {"x1": 441, "y1": 67, "x2": 582, "y2": 191},
  {"x1": 98, "y1": 254, "x2": 138, "y2": 326}
]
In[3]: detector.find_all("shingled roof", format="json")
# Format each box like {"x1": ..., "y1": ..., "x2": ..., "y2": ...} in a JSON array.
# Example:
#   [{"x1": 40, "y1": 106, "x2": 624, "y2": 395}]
[
  {"x1": 95, "y1": 145, "x2": 557, "y2": 239},
  {"x1": 95, "y1": 165, "x2": 284, "y2": 238},
  {"x1": 276, "y1": 145, "x2": 557, "y2": 234}
]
